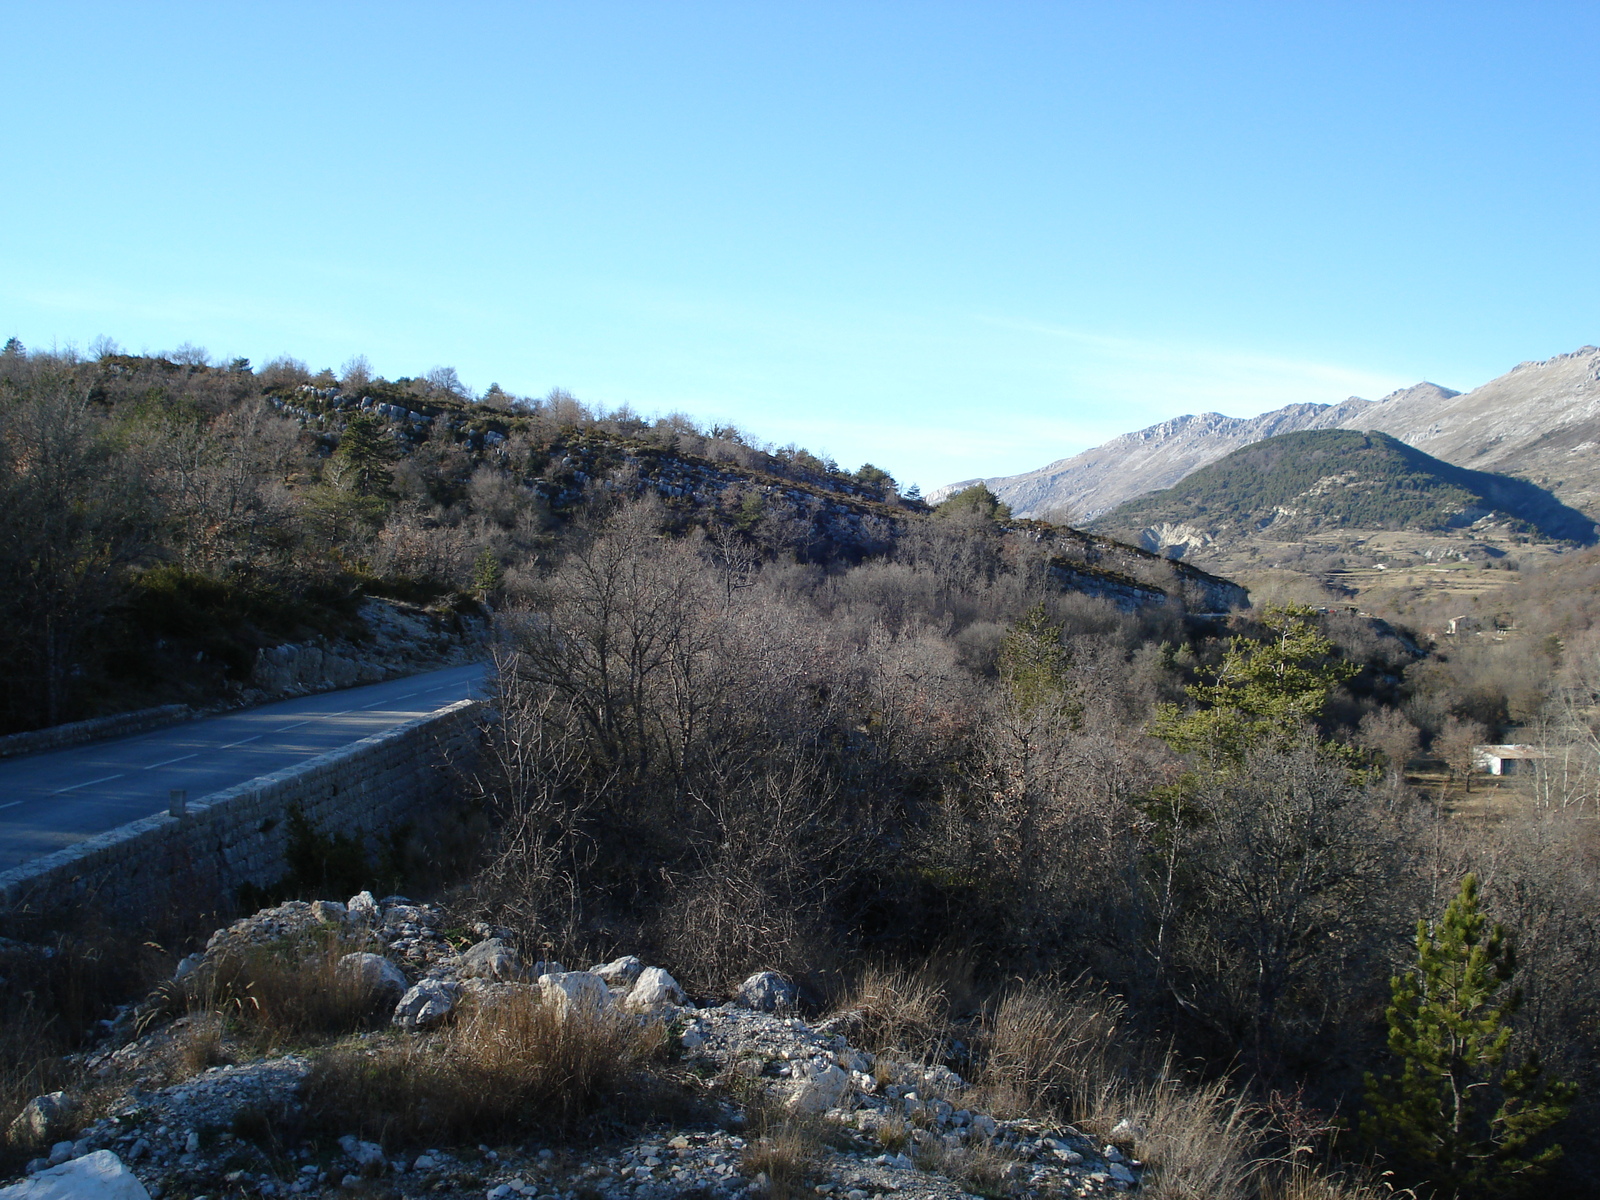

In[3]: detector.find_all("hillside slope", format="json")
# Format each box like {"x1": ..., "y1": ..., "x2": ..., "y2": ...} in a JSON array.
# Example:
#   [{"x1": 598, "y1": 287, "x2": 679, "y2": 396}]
[
  {"x1": 932, "y1": 384, "x2": 1454, "y2": 520},
  {"x1": 0, "y1": 348, "x2": 1247, "y2": 734},
  {"x1": 944, "y1": 345, "x2": 1600, "y2": 522},
  {"x1": 1345, "y1": 346, "x2": 1600, "y2": 512},
  {"x1": 1090, "y1": 429, "x2": 1597, "y2": 561}
]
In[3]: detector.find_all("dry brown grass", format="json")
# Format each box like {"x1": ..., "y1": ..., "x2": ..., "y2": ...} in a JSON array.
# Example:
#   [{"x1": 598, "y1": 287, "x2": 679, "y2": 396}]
[
  {"x1": 966, "y1": 981, "x2": 1282, "y2": 1200},
  {"x1": 1261, "y1": 1166, "x2": 1417, "y2": 1200},
  {"x1": 911, "y1": 1136, "x2": 1019, "y2": 1199},
  {"x1": 971, "y1": 979, "x2": 1128, "y2": 1119},
  {"x1": 833, "y1": 962, "x2": 954, "y2": 1058},
  {"x1": 303, "y1": 987, "x2": 670, "y2": 1145},
  {"x1": 168, "y1": 928, "x2": 391, "y2": 1048},
  {"x1": 1107, "y1": 1073, "x2": 1261, "y2": 1200},
  {"x1": 739, "y1": 1120, "x2": 820, "y2": 1200},
  {"x1": 869, "y1": 1111, "x2": 911, "y2": 1153}
]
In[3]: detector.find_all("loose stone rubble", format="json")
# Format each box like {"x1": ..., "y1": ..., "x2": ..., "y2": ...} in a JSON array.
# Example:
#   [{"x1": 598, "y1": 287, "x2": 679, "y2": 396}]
[{"x1": 3, "y1": 895, "x2": 1146, "y2": 1199}]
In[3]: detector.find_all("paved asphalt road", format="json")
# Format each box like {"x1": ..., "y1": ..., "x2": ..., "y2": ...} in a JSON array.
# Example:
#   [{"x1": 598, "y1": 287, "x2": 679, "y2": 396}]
[{"x1": 0, "y1": 662, "x2": 488, "y2": 873}]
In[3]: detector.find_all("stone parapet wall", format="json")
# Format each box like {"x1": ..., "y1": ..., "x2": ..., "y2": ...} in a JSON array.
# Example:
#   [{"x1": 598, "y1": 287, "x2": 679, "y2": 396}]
[
  {"x1": 0, "y1": 700, "x2": 481, "y2": 921},
  {"x1": 0, "y1": 705, "x2": 193, "y2": 760}
]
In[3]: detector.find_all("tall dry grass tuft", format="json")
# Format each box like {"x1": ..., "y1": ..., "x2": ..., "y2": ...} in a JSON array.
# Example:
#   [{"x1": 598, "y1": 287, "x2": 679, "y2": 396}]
[
  {"x1": 303, "y1": 989, "x2": 669, "y2": 1145},
  {"x1": 834, "y1": 962, "x2": 954, "y2": 1059},
  {"x1": 971, "y1": 981, "x2": 1268, "y2": 1200},
  {"x1": 1110, "y1": 1072, "x2": 1261, "y2": 1200},
  {"x1": 170, "y1": 928, "x2": 390, "y2": 1048},
  {"x1": 1260, "y1": 1166, "x2": 1417, "y2": 1200},
  {"x1": 739, "y1": 1120, "x2": 820, "y2": 1200},
  {"x1": 911, "y1": 1135, "x2": 1019, "y2": 1199},
  {"x1": 972, "y1": 979, "x2": 1128, "y2": 1119}
]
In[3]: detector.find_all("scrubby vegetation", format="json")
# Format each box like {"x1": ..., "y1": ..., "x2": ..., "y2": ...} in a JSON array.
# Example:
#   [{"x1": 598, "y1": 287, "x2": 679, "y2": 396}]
[{"x1": 5, "y1": 336, "x2": 1600, "y2": 1198}]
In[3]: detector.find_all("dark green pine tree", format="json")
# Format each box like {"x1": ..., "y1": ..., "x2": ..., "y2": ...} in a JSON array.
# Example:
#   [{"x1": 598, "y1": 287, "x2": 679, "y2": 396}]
[
  {"x1": 331, "y1": 414, "x2": 397, "y2": 498},
  {"x1": 998, "y1": 602, "x2": 1078, "y2": 718},
  {"x1": 472, "y1": 546, "x2": 504, "y2": 597},
  {"x1": 1363, "y1": 874, "x2": 1575, "y2": 1198}
]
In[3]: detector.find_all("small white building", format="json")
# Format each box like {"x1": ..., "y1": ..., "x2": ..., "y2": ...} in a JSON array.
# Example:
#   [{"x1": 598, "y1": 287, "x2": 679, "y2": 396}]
[{"x1": 1473, "y1": 744, "x2": 1550, "y2": 776}]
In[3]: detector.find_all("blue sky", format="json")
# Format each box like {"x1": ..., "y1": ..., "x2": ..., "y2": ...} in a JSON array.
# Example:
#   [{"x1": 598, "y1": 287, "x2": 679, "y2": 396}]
[{"x1": 4, "y1": 3, "x2": 1599, "y2": 492}]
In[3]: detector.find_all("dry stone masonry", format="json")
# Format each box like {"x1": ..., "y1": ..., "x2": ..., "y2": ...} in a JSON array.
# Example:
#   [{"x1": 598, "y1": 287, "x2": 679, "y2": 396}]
[{"x1": 0, "y1": 702, "x2": 479, "y2": 921}]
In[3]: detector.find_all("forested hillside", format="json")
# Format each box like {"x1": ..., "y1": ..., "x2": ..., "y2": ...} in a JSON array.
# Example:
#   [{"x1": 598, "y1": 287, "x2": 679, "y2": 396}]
[{"x1": 0, "y1": 341, "x2": 1236, "y2": 737}]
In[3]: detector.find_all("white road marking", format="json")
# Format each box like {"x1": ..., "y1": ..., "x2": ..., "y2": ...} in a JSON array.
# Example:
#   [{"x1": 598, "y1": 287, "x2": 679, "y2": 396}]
[
  {"x1": 0, "y1": 800, "x2": 21, "y2": 811},
  {"x1": 50, "y1": 773, "x2": 125, "y2": 795},
  {"x1": 143, "y1": 752, "x2": 198, "y2": 770},
  {"x1": 220, "y1": 735, "x2": 262, "y2": 749},
  {"x1": 277, "y1": 720, "x2": 310, "y2": 731}
]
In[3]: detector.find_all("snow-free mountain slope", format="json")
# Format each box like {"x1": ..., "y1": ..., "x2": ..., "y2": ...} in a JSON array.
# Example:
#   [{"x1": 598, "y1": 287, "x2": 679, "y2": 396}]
[
  {"x1": 1090, "y1": 429, "x2": 1597, "y2": 563},
  {"x1": 941, "y1": 347, "x2": 1600, "y2": 523},
  {"x1": 931, "y1": 386, "x2": 1450, "y2": 521}
]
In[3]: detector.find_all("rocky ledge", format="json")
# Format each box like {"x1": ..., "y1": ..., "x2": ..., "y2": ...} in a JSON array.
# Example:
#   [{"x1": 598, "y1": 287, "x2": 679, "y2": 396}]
[{"x1": 3, "y1": 896, "x2": 1145, "y2": 1200}]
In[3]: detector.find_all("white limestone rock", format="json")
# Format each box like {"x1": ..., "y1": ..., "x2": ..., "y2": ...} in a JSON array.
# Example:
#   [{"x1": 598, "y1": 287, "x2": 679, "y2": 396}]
[
  {"x1": 392, "y1": 978, "x2": 460, "y2": 1030},
  {"x1": 538, "y1": 971, "x2": 612, "y2": 1018},
  {"x1": 0, "y1": 1150, "x2": 150, "y2": 1200},
  {"x1": 733, "y1": 970, "x2": 796, "y2": 1012},
  {"x1": 334, "y1": 952, "x2": 407, "y2": 1005},
  {"x1": 622, "y1": 966, "x2": 688, "y2": 1013},
  {"x1": 588, "y1": 955, "x2": 645, "y2": 988}
]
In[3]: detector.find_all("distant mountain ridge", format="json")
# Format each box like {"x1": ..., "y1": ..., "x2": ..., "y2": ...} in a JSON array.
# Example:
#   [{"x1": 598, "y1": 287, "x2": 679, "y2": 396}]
[
  {"x1": 938, "y1": 345, "x2": 1600, "y2": 522},
  {"x1": 1089, "y1": 429, "x2": 1597, "y2": 560}
]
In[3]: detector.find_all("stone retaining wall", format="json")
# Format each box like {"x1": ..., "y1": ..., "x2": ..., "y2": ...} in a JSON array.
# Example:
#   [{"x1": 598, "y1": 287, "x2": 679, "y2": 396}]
[
  {"x1": 0, "y1": 700, "x2": 481, "y2": 922},
  {"x1": 0, "y1": 705, "x2": 193, "y2": 760}
]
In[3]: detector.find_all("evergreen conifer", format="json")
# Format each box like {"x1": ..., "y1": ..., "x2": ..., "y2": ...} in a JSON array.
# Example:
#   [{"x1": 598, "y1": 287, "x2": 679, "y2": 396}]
[
  {"x1": 330, "y1": 414, "x2": 397, "y2": 498},
  {"x1": 1363, "y1": 874, "x2": 1574, "y2": 1198}
]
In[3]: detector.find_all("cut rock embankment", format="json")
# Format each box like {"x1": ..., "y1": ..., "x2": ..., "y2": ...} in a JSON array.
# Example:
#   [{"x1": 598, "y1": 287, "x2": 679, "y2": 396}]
[{"x1": 4, "y1": 895, "x2": 1146, "y2": 1200}]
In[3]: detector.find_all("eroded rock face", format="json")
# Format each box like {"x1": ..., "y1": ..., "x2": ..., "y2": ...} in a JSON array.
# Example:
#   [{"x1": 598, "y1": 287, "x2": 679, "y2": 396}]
[{"x1": 0, "y1": 1151, "x2": 149, "y2": 1200}]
